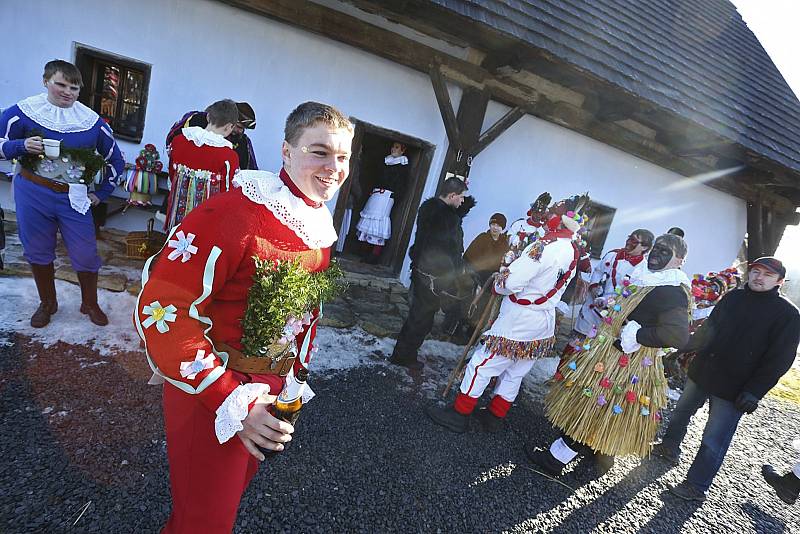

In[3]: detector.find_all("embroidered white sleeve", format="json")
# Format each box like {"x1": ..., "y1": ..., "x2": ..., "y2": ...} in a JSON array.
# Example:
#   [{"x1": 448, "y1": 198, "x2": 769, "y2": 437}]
[
  {"x1": 214, "y1": 383, "x2": 271, "y2": 444},
  {"x1": 620, "y1": 320, "x2": 642, "y2": 353}
]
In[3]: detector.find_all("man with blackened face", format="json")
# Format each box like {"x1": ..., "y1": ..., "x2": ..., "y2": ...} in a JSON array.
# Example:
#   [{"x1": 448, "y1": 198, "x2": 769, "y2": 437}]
[{"x1": 529, "y1": 233, "x2": 692, "y2": 478}]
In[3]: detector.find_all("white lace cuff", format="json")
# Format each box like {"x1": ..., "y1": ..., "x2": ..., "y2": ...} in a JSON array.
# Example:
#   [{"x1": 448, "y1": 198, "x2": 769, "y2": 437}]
[
  {"x1": 620, "y1": 320, "x2": 642, "y2": 353},
  {"x1": 214, "y1": 383, "x2": 271, "y2": 444}
]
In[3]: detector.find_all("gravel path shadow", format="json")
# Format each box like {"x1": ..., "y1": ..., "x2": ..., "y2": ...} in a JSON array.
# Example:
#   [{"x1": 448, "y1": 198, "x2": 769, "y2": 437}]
[{"x1": 1, "y1": 333, "x2": 798, "y2": 533}]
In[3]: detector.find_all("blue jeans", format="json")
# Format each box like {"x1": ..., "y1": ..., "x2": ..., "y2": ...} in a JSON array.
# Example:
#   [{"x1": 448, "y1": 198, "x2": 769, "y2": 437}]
[{"x1": 661, "y1": 378, "x2": 743, "y2": 492}]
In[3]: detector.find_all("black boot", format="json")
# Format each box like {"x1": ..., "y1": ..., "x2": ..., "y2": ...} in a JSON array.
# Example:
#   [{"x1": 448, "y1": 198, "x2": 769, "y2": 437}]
[
  {"x1": 524, "y1": 443, "x2": 565, "y2": 477},
  {"x1": 30, "y1": 263, "x2": 58, "y2": 328},
  {"x1": 762, "y1": 464, "x2": 800, "y2": 504},
  {"x1": 425, "y1": 405, "x2": 469, "y2": 433},
  {"x1": 474, "y1": 408, "x2": 504, "y2": 433},
  {"x1": 77, "y1": 271, "x2": 109, "y2": 326}
]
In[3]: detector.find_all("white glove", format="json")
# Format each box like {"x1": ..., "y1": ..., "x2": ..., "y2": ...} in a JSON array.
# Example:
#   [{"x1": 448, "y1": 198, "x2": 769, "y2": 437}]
[{"x1": 620, "y1": 320, "x2": 642, "y2": 353}]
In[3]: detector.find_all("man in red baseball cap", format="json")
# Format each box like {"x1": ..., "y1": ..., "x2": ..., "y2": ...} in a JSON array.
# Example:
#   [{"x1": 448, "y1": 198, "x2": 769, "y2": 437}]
[{"x1": 653, "y1": 255, "x2": 800, "y2": 502}]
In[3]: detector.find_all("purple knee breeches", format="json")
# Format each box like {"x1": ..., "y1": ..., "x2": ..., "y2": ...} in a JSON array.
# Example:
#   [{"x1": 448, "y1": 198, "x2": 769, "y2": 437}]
[{"x1": 14, "y1": 175, "x2": 101, "y2": 272}]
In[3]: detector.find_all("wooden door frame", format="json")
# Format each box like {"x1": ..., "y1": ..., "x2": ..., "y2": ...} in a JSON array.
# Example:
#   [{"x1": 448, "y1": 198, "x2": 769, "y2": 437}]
[{"x1": 333, "y1": 118, "x2": 435, "y2": 275}]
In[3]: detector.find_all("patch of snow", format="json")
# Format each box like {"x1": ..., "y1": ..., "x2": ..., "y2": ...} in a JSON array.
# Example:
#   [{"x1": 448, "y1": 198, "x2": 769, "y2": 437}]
[{"x1": 0, "y1": 277, "x2": 141, "y2": 356}]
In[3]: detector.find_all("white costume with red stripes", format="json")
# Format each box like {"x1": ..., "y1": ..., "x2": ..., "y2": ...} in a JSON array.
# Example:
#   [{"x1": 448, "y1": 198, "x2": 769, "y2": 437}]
[
  {"x1": 454, "y1": 231, "x2": 578, "y2": 417},
  {"x1": 574, "y1": 248, "x2": 644, "y2": 336}
]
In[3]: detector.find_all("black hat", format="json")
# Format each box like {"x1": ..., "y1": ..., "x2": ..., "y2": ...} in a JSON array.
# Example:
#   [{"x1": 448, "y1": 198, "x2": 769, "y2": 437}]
[
  {"x1": 236, "y1": 102, "x2": 256, "y2": 129},
  {"x1": 749, "y1": 256, "x2": 786, "y2": 279},
  {"x1": 489, "y1": 212, "x2": 507, "y2": 229}
]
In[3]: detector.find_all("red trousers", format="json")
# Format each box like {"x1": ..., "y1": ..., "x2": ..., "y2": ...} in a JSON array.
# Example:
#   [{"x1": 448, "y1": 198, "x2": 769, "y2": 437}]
[{"x1": 161, "y1": 384, "x2": 259, "y2": 533}]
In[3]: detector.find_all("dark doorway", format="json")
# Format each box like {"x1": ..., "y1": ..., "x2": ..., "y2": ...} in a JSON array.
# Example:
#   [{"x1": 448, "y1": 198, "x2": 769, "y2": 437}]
[{"x1": 333, "y1": 120, "x2": 434, "y2": 275}]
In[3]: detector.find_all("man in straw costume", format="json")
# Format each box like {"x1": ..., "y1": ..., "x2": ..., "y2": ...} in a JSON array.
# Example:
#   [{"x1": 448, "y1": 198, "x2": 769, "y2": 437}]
[
  {"x1": 426, "y1": 194, "x2": 588, "y2": 433},
  {"x1": 526, "y1": 233, "x2": 691, "y2": 475}
]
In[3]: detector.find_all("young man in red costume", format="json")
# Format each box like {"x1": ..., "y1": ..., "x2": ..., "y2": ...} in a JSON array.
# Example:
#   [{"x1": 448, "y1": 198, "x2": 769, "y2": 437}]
[
  {"x1": 163, "y1": 99, "x2": 241, "y2": 231},
  {"x1": 135, "y1": 102, "x2": 354, "y2": 533}
]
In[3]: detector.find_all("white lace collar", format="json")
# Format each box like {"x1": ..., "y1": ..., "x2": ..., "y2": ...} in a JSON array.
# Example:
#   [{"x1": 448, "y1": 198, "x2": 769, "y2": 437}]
[
  {"x1": 182, "y1": 126, "x2": 232, "y2": 148},
  {"x1": 233, "y1": 170, "x2": 337, "y2": 249},
  {"x1": 384, "y1": 155, "x2": 408, "y2": 165},
  {"x1": 630, "y1": 263, "x2": 691, "y2": 288},
  {"x1": 17, "y1": 93, "x2": 98, "y2": 133}
]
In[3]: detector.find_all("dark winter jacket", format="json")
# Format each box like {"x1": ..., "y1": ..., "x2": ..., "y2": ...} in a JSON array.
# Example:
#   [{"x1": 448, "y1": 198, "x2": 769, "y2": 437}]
[
  {"x1": 408, "y1": 197, "x2": 464, "y2": 289},
  {"x1": 628, "y1": 285, "x2": 691, "y2": 349},
  {"x1": 685, "y1": 285, "x2": 800, "y2": 401},
  {"x1": 375, "y1": 163, "x2": 409, "y2": 200}
]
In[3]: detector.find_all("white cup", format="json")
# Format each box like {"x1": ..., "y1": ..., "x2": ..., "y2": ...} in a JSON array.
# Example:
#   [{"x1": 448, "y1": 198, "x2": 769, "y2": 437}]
[{"x1": 43, "y1": 138, "x2": 61, "y2": 159}]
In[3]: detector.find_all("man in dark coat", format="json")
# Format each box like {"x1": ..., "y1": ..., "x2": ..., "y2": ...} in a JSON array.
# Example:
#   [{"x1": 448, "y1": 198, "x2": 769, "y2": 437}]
[
  {"x1": 654, "y1": 256, "x2": 800, "y2": 502},
  {"x1": 389, "y1": 177, "x2": 468, "y2": 369}
]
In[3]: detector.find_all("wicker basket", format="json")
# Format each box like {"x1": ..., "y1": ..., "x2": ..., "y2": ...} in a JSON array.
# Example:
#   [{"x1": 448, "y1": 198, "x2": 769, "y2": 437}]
[{"x1": 125, "y1": 218, "x2": 167, "y2": 259}]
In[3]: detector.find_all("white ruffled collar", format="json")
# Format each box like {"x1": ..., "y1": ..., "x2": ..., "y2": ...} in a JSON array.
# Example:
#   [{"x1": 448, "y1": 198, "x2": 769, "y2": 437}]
[
  {"x1": 384, "y1": 155, "x2": 408, "y2": 166},
  {"x1": 630, "y1": 262, "x2": 691, "y2": 288},
  {"x1": 182, "y1": 126, "x2": 232, "y2": 148},
  {"x1": 17, "y1": 93, "x2": 98, "y2": 133},
  {"x1": 233, "y1": 170, "x2": 337, "y2": 249}
]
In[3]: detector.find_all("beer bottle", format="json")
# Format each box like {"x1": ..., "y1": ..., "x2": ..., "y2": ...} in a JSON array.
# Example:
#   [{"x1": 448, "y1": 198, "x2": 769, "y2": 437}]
[
  {"x1": 271, "y1": 366, "x2": 308, "y2": 425},
  {"x1": 261, "y1": 366, "x2": 308, "y2": 456}
]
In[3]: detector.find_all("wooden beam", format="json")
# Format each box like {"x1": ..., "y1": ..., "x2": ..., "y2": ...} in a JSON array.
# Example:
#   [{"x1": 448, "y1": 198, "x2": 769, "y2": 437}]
[
  {"x1": 471, "y1": 106, "x2": 525, "y2": 156},
  {"x1": 436, "y1": 87, "x2": 489, "y2": 189},
  {"x1": 429, "y1": 63, "x2": 461, "y2": 149}
]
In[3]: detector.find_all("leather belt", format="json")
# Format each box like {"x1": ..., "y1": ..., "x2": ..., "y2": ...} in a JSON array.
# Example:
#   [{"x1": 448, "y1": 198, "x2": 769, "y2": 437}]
[
  {"x1": 213, "y1": 340, "x2": 295, "y2": 376},
  {"x1": 19, "y1": 167, "x2": 70, "y2": 193}
]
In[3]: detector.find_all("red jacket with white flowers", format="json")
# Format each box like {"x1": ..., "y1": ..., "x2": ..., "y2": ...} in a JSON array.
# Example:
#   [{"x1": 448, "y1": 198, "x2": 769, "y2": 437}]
[{"x1": 135, "y1": 169, "x2": 336, "y2": 414}]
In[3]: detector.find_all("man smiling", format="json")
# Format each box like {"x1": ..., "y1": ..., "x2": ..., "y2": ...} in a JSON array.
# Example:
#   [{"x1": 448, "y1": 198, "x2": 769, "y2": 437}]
[
  {"x1": 653, "y1": 256, "x2": 800, "y2": 502},
  {"x1": 136, "y1": 101, "x2": 353, "y2": 532}
]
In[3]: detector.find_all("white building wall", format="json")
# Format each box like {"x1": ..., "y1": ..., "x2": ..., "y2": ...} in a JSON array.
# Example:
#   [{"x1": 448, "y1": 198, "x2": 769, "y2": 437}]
[
  {"x1": 463, "y1": 101, "x2": 746, "y2": 277},
  {"x1": 0, "y1": 0, "x2": 747, "y2": 280},
  {"x1": 0, "y1": 0, "x2": 459, "y2": 253}
]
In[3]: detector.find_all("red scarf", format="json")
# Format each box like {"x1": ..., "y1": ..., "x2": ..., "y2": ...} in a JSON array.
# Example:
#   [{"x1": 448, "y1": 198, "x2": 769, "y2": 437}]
[
  {"x1": 279, "y1": 168, "x2": 322, "y2": 208},
  {"x1": 611, "y1": 249, "x2": 644, "y2": 287}
]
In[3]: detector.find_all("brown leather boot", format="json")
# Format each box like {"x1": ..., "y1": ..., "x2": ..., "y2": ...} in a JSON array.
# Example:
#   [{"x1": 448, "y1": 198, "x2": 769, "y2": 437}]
[
  {"x1": 77, "y1": 271, "x2": 109, "y2": 326},
  {"x1": 30, "y1": 263, "x2": 58, "y2": 328}
]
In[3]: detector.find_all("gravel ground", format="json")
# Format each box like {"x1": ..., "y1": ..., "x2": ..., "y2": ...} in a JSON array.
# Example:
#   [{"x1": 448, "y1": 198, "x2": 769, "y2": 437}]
[{"x1": 1, "y1": 332, "x2": 798, "y2": 533}]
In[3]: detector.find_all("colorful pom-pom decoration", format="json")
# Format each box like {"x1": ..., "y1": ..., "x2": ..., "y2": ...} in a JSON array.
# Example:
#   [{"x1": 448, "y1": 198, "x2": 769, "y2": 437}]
[
  {"x1": 612, "y1": 405, "x2": 623, "y2": 415},
  {"x1": 565, "y1": 379, "x2": 575, "y2": 388},
  {"x1": 639, "y1": 395, "x2": 651, "y2": 406},
  {"x1": 622, "y1": 279, "x2": 631, "y2": 287},
  {"x1": 613, "y1": 304, "x2": 622, "y2": 312},
  {"x1": 625, "y1": 390, "x2": 637, "y2": 403},
  {"x1": 604, "y1": 317, "x2": 613, "y2": 324},
  {"x1": 582, "y1": 344, "x2": 591, "y2": 351},
  {"x1": 594, "y1": 362, "x2": 605, "y2": 373},
  {"x1": 631, "y1": 374, "x2": 639, "y2": 384},
  {"x1": 600, "y1": 377, "x2": 611, "y2": 389},
  {"x1": 554, "y1": 371, "x2": 565, "y2": 381},
  {"x1": 618, "y1": 355, "x2": 630, "y2": 367},
  {"x1": 568, "y1": 361, "x2": 577, "y2": 371},
  {"x1": 642, "y1": 357, "x2": 653, "y2": 367},
  {"x1": 612, "y1": 385, "x2": 624, "y2": 395},
  {"x1": 641, "y1": 407, "x2": 651, "y2": 416},
  {"x1": 597, "y1": 334, "x2": 607, "y2": 343},
  {"x1": 597, "y1": 394, "x2": 607, "y2": 406},
  {"x1": 588, "y1": 326, "x2": 597, "y2": 338},
  {"x1": 582, "y1": 387, "x2": 593, "y2": 397}
]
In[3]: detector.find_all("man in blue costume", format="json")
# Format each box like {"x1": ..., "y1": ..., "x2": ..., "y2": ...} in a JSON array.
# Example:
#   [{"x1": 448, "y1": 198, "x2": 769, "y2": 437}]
[{"x1": 0, "y1": 59, "x2": 125, "y2": 327}]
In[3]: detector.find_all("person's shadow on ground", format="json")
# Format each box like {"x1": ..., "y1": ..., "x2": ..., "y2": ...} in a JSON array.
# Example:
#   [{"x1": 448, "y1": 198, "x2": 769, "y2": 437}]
[{"x1": 740, "y1": 501, "x2": 787, "y2": 533}]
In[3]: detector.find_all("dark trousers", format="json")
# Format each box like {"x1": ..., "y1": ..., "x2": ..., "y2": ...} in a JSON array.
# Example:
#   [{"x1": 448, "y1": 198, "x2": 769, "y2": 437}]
[
  {"x1": 391, "y1": 270, "x2": 442, "y2": 363},
  {"x1": 661, "y1": 378, "x2": 743, "y2": 491}
]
